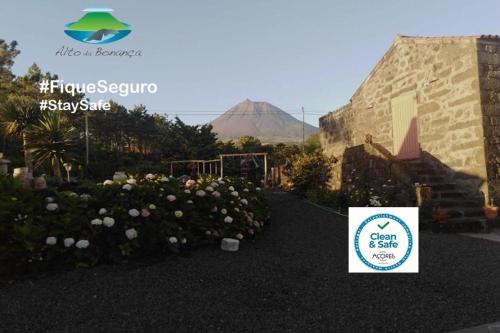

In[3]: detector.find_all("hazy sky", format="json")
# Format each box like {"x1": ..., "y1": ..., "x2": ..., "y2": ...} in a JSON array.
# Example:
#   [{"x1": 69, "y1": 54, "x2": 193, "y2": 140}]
[{"x1": 1, "y1": 0, "x2": 499, "y2": 126}]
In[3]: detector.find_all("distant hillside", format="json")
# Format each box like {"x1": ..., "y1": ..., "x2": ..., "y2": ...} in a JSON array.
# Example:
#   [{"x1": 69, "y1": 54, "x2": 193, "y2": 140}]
[{"x1": 210, "y1": 99, "x2": 318, "y2": 143}]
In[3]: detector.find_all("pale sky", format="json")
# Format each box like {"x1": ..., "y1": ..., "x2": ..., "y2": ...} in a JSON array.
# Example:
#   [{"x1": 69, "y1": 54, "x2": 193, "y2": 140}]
[{"x1": 1, "y1": 0, "x2": 499, "y2": 126}]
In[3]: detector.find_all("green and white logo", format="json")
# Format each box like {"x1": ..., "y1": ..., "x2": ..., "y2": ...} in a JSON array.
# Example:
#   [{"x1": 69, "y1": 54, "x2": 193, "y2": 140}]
[
  {"x1": 64, "y1": 7, "x2": 131, "y2": 44},
  {"x1": 349, "y1": 207, "x2": 419, "y2": 273}
]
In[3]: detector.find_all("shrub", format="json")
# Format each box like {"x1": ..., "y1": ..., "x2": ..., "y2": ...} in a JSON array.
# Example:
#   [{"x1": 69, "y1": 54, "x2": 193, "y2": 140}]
[
  {"x1": 0, "y1": 173, "x2": 269, "y2": 275},
  {"x1": 283, "y1": 151, "x2": 336, "y2": 195}
]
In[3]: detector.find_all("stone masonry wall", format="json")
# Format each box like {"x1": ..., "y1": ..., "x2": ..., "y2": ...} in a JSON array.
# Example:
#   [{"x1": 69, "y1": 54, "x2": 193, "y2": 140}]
[
  {"x1": 320, "y1": 36, "x2": 488, "y2": 199},
  {"x1": 477, "y1": 39, "x2": 500, "y2": 205}
]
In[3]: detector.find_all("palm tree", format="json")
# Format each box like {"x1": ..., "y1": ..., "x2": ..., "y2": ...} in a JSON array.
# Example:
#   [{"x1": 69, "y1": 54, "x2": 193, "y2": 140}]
[
  {"x1": 0, "y1": 96, "x2": 41, "y2": 172},
  {"x1": 25, "y1": 111, "x2": 77, "y2": 184}
]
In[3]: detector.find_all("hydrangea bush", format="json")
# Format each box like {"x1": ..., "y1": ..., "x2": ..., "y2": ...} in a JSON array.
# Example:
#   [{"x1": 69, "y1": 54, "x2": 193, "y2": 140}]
[{"x1": 0, "y1": 174, "x2": 269, "y2": 275}]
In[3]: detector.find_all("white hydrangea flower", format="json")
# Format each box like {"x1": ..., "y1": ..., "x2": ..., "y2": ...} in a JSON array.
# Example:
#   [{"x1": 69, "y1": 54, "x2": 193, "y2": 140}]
[
  {"x1": 103, "y1": 180, "x2": 113, "y2": 186},
  {"x1": 75, "y1": 240, "x2": 90, "y2": 249},
  {"x1": 196, "y1": 190, "x2": 206, "y2": 197},
  {"x1": 169, "y1": 236, "x2": 178, "y2": 244},
  {"x1": 212, "y1": 191, "x2": 221, "y2": 198},
  {"x1": 185, "y1": 179, "x2": 196, "y2": 187},
  {"x1": 221, "y1": 208, "x2": 227, "y2": 215},
  {"x1": 149, "y1": 204, "x2": 157, "y2": 210},
  {"x1": 64, "y1": 238, "x2": 75, "y2": 247},
  {"x1": 181, "y1": 238, "x2": 187, "y2": 244},
  {"x1": 126, "y1": 178, "x2": 137, "y2": 185},
  {"x1": 103, "y1": 217, "x2": 115, "y2": 227},
  {"x1": 46, "y1": 236, "x2": 57, "y2": 246},
  {"x1": 175, "y1": 210, "x2": 183, "y2": 218},
  {"x1": 236, "y1": 233, "x2": 243, "y2": 240},
  {"x1": 240, "y1": 199, "x2": 248, "y2": 205},
  {"x1": 145, "y1": 173, "x2": 155, "y2": 180},
  {"x1": 205, "y1": 230, "x2": 212, "y2": 235},
  {"x1": 80, "y1": 194, "x2": 91, "y2": 201},
  {"x1": 122, "y1": 184, "x2": 133, "y2": 191},
  {"x1": 205, "y1": 186, "x2": 214, "y2": 192},
  {"x1": 231, "y1": 191, "x2": 239, "y2": 197},
  {"x1": 184, "y1": 189, "x2": 191, "y2": 194},
  {"x1": 128, "y1": 209, "x2": 140, "y2": 217},
  {"x1": 46, "y1": 197, "x2": 54, "y2": 203},
  {"x1": 228, "y1": 186, "x2": 235, "y2": 191},
  {"x1": 160, "y1": 176, "x2": 169, "y2": 182},
  {"x1": 91, "y1": 218, "x2": 103, "y2": 225},
  {"x1": 99, "y1": 208, "x2": 107, "y2": 215},
  {"x1": 234, "y1": 207, "x2": 240, "y2": 212},
  {"x1": 166, "y1": 194, "x2": 176, "y2": 202},
  {"x1": 224, "y1": 216, "x2": 233, "y2": 223},
  {"x1": 187, "y1": 200, "x2": 193, "y2": 204},
  {"x1": 243, "y1": 188, "x2": 249, "y2": 192},
  {"x1": 256, "y1": 187, "x2": 261, "y2": 191},
  {"x1": 46, "y1": 203, "x2": 58, "y2": 211},
  {"x1": 125, "y1": 228, "x2": 138, "y2": 240}
]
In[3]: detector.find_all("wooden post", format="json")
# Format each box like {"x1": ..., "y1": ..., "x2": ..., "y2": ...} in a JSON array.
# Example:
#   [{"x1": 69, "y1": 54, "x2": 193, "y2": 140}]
[
  {"x1": 209, "y1": 163, "x2": 212, "y2": 175},
  {"x1": 215, "y1": 162, "x2": 218, "y2": 176},
  {"x1": 220, "y1": 156, "x2": 224, "y2": 178},
  {"x1": 264, "y1": 154, "x2": 268, "y2": 188},
  {"x1": 203, "y1": 161, "x2": 206, "y2": 174},
  {"x1": 271, "y1": 167, "x2": 275, "y2": 188}
]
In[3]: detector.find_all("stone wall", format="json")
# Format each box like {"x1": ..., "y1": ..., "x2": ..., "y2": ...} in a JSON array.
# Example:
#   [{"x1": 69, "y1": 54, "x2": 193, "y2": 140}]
[
  {"x1": 320, "y1": 36, "x2": 488, "y2": 199},
  {"x1": 477, "y1": 38, "x2": 500, "y2": 205}
]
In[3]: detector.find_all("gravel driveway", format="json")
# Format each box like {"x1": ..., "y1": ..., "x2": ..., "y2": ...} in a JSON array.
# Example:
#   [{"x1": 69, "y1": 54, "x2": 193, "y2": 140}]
[{"x1": 1, "y1": 192, "x2": 499, "y2": 332}]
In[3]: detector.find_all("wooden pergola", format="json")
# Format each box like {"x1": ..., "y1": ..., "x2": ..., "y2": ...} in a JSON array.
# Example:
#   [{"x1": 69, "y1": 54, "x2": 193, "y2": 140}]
[
  {"x1": 218, "y1": 153, "x2": 268, "y2": 182},
  {"x1": 167, "y1": 153, "x2": 268, "y2": 185},
  {"x1": 168, "y1": 159, "x2": 220, "y2": 176}
]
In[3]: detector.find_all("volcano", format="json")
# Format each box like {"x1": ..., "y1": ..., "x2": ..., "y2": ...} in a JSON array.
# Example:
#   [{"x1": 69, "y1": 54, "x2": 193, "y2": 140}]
[{"x1": 210, "y1": 99, "x2": 318, "y2": 143}]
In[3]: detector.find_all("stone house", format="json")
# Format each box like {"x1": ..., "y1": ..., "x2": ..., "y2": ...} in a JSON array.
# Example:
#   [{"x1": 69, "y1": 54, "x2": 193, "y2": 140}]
[{"x1": 320, "y1": 35, "x2": 500, "y2": 224}]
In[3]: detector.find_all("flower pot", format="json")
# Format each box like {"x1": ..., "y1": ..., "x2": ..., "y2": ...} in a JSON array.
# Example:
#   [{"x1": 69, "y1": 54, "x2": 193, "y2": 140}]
[{"x1": 484, "y1": 207, "x2": 498, "y2": 221}]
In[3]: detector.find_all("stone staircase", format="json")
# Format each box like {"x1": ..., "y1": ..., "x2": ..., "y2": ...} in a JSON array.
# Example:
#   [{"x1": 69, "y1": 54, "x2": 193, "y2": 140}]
[{"x1": 402, "y1": 158, "x2": 485, "y2": 228}]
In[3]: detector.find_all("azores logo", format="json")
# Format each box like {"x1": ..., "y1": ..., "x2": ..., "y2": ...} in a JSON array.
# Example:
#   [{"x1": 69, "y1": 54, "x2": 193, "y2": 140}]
[{"x1": 64, "y1": 7, "x2": 131, "y2": 44}]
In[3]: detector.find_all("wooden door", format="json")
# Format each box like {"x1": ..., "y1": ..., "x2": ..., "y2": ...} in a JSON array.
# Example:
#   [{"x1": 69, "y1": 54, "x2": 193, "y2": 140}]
[{"x1": 391, "y1": 92, "x2": 420, "y2": 160}]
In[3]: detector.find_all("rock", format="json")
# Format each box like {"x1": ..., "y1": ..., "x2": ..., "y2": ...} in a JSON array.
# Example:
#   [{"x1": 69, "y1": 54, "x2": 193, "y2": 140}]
[{"x1": 221, "y1": 238, "x2": 239, "y2": 252}]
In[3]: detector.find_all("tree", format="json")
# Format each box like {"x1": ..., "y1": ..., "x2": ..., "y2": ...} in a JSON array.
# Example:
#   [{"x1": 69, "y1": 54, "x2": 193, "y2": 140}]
[
  {"x1": 304, "y1": 133, "x2": 321, "y2": 154},
  {"x1": 161, "y1": 118, "x2": 218, "y2": 160},
  {"x1": 235, "y1": 136, "x2": 263, "y2": 152},
  {"x1": 0, "y1": 40, "x2": 21, "y2": 153},
  {"x1": 25, "y1": 111, "x2": 77, "y2": 184},
  {"x1": 1, "y1": 95, "x2": 41, "y2": 171}
]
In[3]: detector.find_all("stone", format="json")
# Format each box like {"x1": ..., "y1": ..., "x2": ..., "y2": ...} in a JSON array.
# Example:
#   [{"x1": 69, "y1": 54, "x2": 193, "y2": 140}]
[{"x1": 221, "y1": 238, "x2": 239, "y2": 252}]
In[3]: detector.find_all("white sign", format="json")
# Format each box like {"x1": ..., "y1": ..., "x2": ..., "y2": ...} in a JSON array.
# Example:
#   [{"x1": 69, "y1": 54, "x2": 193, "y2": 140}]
[{"x1": 349, "y1": 207, "x2": 419, "y2": 273}]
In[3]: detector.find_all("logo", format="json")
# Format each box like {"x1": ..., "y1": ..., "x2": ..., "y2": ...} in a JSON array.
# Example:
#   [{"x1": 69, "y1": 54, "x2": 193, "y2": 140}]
[
  {"x1": 64, "y1": 7, "x2": 131, "y2": 44},
  {"x1": 349, "y1": 208, "x2": 419, "y2": 273}
]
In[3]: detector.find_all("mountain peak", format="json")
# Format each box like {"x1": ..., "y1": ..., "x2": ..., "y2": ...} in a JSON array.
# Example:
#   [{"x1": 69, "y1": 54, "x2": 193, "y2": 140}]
[{"x1": 210, "y1": 100, "x2": 318, "y2": 143}]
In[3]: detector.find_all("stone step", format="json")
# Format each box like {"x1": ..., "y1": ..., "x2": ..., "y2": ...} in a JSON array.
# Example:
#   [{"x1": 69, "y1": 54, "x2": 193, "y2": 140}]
[
  {"x1": 430, "y1": 183, "x2": 458, "y2": 191},
  {"x1": 434, "y1": 198, "x2": 482, "y2": 208},
  {"x1": 432, "y1": 191, "x2": 483, "y2": 200},
  {"x1": 439, "y1": 207, "x2": 485, "y2": 219}
]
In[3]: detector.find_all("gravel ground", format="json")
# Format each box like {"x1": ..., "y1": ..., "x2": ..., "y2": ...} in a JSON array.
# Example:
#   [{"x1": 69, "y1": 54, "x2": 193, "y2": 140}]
[{"x1": 1, "y1": 192, "x2": 500, "y2": 332}]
